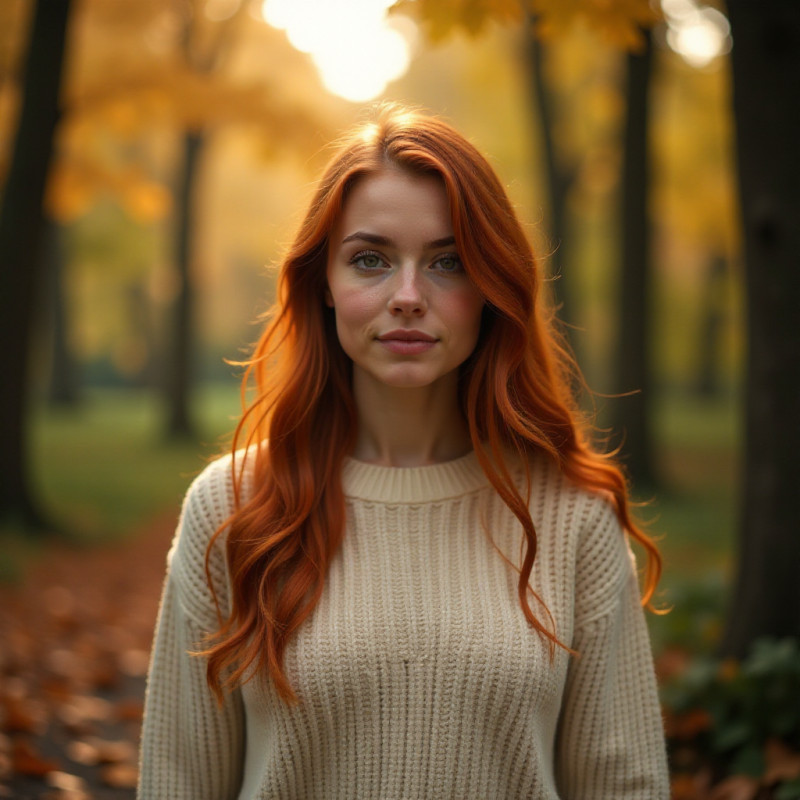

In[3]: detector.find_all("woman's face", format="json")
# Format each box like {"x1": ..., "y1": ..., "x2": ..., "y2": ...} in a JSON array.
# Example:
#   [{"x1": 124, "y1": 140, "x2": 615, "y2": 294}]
[{"x1": 325, "y1": 169, "x2": 485, "y2": 392}]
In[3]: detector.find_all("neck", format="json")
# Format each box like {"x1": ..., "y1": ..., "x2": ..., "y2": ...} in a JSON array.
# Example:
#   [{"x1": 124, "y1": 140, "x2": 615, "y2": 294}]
[{"x1": 351, "y1": 370, "x2": 471, "y2": 467}]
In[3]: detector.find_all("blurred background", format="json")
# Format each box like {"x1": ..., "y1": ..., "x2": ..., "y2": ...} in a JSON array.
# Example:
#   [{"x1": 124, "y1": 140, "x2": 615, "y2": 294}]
[{"x1": 1, "y1": 1, "x2": 797, "y2": 797}]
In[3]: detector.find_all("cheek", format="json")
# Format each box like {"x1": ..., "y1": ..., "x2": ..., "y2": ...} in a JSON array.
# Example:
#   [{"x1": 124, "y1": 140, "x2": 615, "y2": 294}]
[
  {"x1": 442, "y1": 287, "x2": 485, "y2": 340},
  {"x1": 330, "y1": 285, "x2": 383, "y2": 333}
]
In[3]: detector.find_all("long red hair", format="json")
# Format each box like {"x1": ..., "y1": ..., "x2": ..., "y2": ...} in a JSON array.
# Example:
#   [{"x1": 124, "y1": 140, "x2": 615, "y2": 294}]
[{"x1": 202, "y1": 106, "x2": 661, "y2": 703}]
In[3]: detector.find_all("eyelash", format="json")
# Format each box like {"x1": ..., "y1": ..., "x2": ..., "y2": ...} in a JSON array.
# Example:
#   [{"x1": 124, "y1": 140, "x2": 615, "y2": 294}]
[
  {"x1": 348, "y1": 250, "x2": 463, "y2": 274},
  {"x1": 349, "y1": 250, "x2": 387, "y2": 271},
  {"x1": 433, "y1": 253, "x2": 463, "y2": 273}
]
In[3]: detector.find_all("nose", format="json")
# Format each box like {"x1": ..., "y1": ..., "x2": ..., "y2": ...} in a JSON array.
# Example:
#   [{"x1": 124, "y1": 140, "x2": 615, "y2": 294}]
[{"x1": 388, "y1": 267, "x2": 427, "y2": 316}]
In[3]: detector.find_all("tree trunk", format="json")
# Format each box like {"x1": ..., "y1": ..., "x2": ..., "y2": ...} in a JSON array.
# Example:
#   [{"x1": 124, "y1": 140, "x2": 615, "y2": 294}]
[
  {"x1": 613, "y1": 31, "x2": 656, "y2": 489},
  {"x1": 0, "y1": 0, "x2": 72, "y2": 527},
  {"x1": 164, "y1": 130, "x2": 203, "y2": 439},
  {"x1": 44, "y1": 218, "x2": 80, "y2": 407},
  {"x1": 720, "y1": 2, "x2": 800, "y2": 656},
  {"x1": 694, "y1": 252, "x2": 726, "y2": 398},
  {"x1": 521, "y1": 26, "x2": 576, "y2": 331}
]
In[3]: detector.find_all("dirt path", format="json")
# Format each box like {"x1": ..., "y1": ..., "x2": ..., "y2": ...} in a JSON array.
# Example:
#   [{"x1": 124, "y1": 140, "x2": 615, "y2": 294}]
[{"x1": 0, "y1": 512, "x2": 177, "y2": 799}]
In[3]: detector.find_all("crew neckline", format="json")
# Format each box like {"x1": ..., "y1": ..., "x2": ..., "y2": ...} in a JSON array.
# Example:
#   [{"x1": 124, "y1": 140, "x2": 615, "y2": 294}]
[{"x1": 341, "y1": 450, "x2": 491, "y2": 503}]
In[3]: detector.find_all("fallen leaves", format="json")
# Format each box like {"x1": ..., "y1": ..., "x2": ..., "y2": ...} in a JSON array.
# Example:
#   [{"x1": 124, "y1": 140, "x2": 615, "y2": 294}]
[
  {"x1": 666, "y1": 707, "x2": 714, "y2": 740},
  {"x1": 11, "y1": 739, "x2": 61, "y2": 777},
  {"x1": 671, "y1": 770, "x2": 714, "y2": 800},
  {"x1": 669, "y1": 737, "x2": 800, "y2": 800},
  {"x1": 764, "y1": 739, "x2": 800, "y2": 786},
  {"x1": 100, "y1": 762, "x2": 139, "y2": 789},
  {"x1": 41, "y1": 770, "x2": 94, "y2": 800},
  {"x1": 46, "y1": 770, "x2": 88, "y2": 792},
  {"x1": 0, "y1": 513, "x2": 174, "y2": 797},
  {"x1": 67, "y1": 737, "x2": 137, "y2": 767},
  {"x1": 662, "y1": 636, "x2": 800, "y2": 800},
  {"x1": 1, "y1": 689, "x2": 49, "y2": 735}
]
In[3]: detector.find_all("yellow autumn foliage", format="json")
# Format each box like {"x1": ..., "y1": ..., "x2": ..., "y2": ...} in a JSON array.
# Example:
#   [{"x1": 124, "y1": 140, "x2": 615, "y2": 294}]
[
  {"x1": 651, "y1": 51, "x2": 738, "y2": 255},
  {"x1": 120, "y1": 177, "x2": 172, "y2": 224},
  {"x1": 391, "y1": 0, "x2": 660, "y2": 50},
  {"x1": 0, "y1": 0, "x2": 336, "y2": 227},
  {"x1": 46, "y1": 157, "x2": 172, "y2": 224},
  {"x1": 530, "y1": 0, "x2": 660, "y2": 51},
  {"x1": 46, "y1": 161, "x2": 96, "y2": 222}
]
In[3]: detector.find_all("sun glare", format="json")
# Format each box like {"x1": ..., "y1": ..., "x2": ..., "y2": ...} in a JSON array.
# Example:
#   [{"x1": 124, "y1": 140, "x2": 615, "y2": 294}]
[
  {"x1": 261, "y1": 0, "x2": 414, "y2": 102},
  {"x1": 661, "y1": 0, "x2": 732, "y2": 69}
]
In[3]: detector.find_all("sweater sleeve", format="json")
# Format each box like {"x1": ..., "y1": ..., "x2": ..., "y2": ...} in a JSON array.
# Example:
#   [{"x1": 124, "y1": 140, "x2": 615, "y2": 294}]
[
  {"x1": 554, "y1": 499, "x2": 670, "y2": 799},
  {"x1": 137, "y1": 459, "x2": 245, "y2": 799}
]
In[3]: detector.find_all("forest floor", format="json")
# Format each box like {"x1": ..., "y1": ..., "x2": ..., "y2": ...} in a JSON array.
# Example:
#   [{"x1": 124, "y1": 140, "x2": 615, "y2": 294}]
[{"x1": 0, "y1": 513, "x2": 175, "y2": 799}]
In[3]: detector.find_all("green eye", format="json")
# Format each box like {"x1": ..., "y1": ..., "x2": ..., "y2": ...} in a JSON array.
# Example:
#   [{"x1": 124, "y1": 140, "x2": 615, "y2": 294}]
[
  {"x1": 435, "y1": 255, "x2": 462, "y2": 272},
  {"x1": 351, "y1": 251, "x2": 385, "y2": 270}
]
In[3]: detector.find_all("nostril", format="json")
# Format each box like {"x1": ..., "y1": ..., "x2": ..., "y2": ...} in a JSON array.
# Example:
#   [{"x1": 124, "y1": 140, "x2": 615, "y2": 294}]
[
  {"x1": 389, "y1": 297, "x2": 426, "y2": 314},
  {"x1": 388, "y1": 286, "x2": 427, "y2": 314}
]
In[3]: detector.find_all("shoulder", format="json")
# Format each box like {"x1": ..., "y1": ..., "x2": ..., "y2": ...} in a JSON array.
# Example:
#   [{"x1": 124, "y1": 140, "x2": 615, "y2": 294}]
[
  {"x1": 180, "y1": 452, "x2": 238, "y2": 533},
  {"x1": 523, "y1": 452, "x2": 619, "y2": 541},
  {"x1": 570, "y1": 486, "x2": 636, "y2": 626},
  {"x1": 525, "y1": 453, "x2": 634, "y2": 623},
  {"x1": 167, "y1": 452, "x2": 244, "y2": 623},
  {"x1": 173, "y1": 453, "x2": 241, "y2": 558}
]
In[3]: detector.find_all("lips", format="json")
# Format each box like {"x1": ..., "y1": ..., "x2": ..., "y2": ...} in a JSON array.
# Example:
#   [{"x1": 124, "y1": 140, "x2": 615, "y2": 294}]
[
  {"x1": 377, "y1": 329, "x2": 438, "y2": 355},
  {"x1": 377, "y1": 329, "x2": 437, "y2": 343}
]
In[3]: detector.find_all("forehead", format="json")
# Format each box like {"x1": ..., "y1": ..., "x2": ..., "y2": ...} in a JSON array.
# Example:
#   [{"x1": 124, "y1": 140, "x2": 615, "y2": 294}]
[{"x1": 333, "y1": 169, "x2": 453, "y2": 241}]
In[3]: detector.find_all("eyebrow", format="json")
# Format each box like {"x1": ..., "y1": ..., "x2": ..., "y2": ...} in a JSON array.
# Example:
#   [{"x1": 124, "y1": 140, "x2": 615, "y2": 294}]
[{"x1": 340, "y1": 231, "x2": 456, "y2": 250}]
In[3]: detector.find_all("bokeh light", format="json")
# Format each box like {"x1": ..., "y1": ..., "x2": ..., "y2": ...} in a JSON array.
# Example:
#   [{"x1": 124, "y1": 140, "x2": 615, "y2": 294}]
[
  {"x1": 261, "y1": 0, "x2": 414, "y2": 102},
  {"x1": 662, "y1": 0, "x2": 732, "y2": 68}
]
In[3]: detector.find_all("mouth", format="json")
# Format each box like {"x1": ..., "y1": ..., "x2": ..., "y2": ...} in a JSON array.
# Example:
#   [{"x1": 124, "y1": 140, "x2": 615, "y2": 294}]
[
  {"x1": 377, "y1": 329, "x2": 438, "y2": 343},
  {"x1": 377, "y1": 329, "x2": 438, "y2": 355}
]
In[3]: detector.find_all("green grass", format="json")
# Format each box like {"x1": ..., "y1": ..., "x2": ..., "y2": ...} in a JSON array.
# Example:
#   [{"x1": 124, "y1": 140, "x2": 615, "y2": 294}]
[
  {"x1": 645, "y1": 389, "x2": 740, "y2": 652},
  {"x1": 0, "y1": 383, "x2": 242, "y2": 581},
  {"x1": 31, "y1": 383, "x2": 243, "y2": 536},
  {"x1": 652, "y1": 388, "x2": 739, "y2": 575}
]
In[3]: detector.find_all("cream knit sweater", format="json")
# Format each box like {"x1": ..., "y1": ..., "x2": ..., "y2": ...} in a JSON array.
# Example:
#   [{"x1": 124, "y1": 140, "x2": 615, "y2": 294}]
[{"x1": 138, "y1": 450, "x2": 669, "y2": 799}]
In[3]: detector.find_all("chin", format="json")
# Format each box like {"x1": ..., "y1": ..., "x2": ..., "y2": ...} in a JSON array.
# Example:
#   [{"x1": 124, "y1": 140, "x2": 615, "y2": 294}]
[
  {"x1": 380, "y1": 374, "x2": 438, "y2": 389},
  {"x1": 373, "y1": 366, "x2": 455, "y2": 390}
]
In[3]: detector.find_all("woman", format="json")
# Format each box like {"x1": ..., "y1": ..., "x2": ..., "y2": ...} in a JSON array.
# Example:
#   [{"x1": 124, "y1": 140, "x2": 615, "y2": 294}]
[{"x1": 138, "y1": 106, "x2": 669, "y2": 799}]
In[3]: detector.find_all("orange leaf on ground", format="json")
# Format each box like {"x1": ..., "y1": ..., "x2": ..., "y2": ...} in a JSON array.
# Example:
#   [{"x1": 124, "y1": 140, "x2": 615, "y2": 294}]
[
  {"x1": 40, "y1": 677, "x2": 75, "y2": 704},
  {"x1": 114, "y1": 698, "x2": 144, "y2": 722},
  {"x1": 11, "y1": 738, "x2": 61, "y2": 776},
  {"x1": 671, "y1": 768, "x2": 713, "y2": 799},
  {"x1": 42, "y1": 586, "x2": 78, "y2": 625},
  {"x1": 85, "y1": 736, "x2": 136, "y2": 764},
  {"x1": 764, "y1": 738, "x2": 800, "y2": 784},
  {"x1": 58, "y1": 695, "x2": 113, "y2": 727},
  {"x1": 45, "y1": 770, "x2": 88, "y2": 791},
  {"x1": 664, "y1": 708, "x2": 714, "y2": 739},
  {"x1": 655, "y1": 645, "x2": 691, "y2": 682},
  {"x1": 66, "y1": 739, "x2": 99, "y2": 766},
  {"x1": 0, "y1": 695, "x2": 47, "y2": 734},
  {"x1": 671, "y1": 774, "x2": 702, "y2": 799},
  {"x1": 0, "y1": 742, "x2": 10, "y2": 780},
  {"x1": 709, "y1": 775, "x2": 760, "y2": 800},
  {"x1": 100, "y1": 761, "x2": 139, "y2": 788},
  {"x1": 90, "y1": 658, "x2": 121, "y2": 691},
  {"x1": 118, "y1": 648, "x2": 150, "y2": 677},
  {"x1": 38, "y1": 790, "x2": 92, "y2": 800}
]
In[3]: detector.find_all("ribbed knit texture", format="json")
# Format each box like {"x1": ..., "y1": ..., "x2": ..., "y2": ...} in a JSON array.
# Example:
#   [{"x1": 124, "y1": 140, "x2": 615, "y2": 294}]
[{"x1": 138, "y1": 451, "x2": 669, "y2": 799}]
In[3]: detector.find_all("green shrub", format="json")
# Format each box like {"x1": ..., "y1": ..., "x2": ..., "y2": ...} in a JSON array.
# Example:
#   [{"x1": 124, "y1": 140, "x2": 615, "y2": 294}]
[{"x1": 663, "y1": 637, "x2": 800, "y2": 797}]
